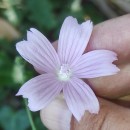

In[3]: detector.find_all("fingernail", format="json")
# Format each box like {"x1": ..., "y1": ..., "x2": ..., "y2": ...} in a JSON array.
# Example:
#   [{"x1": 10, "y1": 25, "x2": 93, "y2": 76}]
[{"x1": 40, "y1": 95, "x2": 72, "y2": 130}]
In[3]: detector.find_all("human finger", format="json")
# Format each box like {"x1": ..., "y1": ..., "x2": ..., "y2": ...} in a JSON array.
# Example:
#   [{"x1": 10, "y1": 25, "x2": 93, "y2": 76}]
[
  {"x1": 86, "y1": 14, "x2": 130, "y2": 98},
  {"x1": 87, "y1": 14, "x2": 130, "y2": 63},
  {"x1": 40, "y1": 96, "x2": 130, "y2": 130}
]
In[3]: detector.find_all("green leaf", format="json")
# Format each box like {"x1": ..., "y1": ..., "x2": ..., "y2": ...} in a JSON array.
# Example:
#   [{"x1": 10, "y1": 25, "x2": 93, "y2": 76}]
[
  {"x1": 25, "y1": 0, "x2": 57, "y2": 30},
  {"x1": 0, "y1": 51, "x2": 13, "y2": 86},
  {"x1": 35, "y1": 116, "x2": 47, "y2": 130},
  {"x1": 83, "y1": 2, "x2": 106, "y2": 24},
  {"x1": 0, "y1": 106, "x2": 30, "y2": 130},
  {"x1": 12, "y1": 109, "x2": 30, "y2": 130}
]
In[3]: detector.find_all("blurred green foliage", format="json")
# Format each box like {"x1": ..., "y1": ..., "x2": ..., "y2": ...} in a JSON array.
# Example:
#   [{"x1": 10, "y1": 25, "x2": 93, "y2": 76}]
[
  {"x1": 0, "y1": 106, "x2": 30, "y2": 130},
  {"x1": 0, "y1": 0, "x2": 106, "y2": 130}
]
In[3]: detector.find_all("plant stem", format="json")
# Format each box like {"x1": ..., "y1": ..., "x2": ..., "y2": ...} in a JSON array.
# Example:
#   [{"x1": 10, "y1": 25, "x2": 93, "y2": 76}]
[{"x1": 24, "y1": 99, "x2": 37, "y2": 130}]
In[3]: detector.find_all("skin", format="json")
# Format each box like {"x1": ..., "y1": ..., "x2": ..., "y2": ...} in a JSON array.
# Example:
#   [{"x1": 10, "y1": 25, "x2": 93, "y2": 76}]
[
  {"x1": 86, "y1": 14, "x2": 130, "y2": 99},
  {"x1": 71, "y1": 98, "x2": 130, "y2": 130},
  {"x1": 41, "y1": 14, "x2": 130, "y2": 130}
]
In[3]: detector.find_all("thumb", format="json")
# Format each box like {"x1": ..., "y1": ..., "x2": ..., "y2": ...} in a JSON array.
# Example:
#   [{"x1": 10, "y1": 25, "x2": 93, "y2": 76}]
[
  {"x1": 40, "y1": 96, "x2": 130, "y2": 130},
  {"x1": 40, "y1": 95, "x2": 72, "y2": 130}
]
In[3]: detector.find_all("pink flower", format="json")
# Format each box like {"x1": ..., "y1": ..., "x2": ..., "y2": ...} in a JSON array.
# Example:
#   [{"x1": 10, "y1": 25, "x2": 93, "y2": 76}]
[{"x1": 16, "y1": 16, "x2": 119, "y2": 121}]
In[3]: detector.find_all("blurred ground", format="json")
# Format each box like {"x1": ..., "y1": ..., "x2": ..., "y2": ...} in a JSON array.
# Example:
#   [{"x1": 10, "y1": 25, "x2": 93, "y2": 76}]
[{"x1": 0, "y1": 0, "x2": 129, "y2": 130}]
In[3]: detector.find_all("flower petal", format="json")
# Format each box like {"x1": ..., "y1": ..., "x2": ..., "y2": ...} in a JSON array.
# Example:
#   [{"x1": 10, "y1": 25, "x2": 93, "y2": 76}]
[
  {"x1": 58, "y1": 16, "x2": 93, "y2": 65},
  {"x1": 16, "y1": 73, "x2": 63, "y2": 111},
  {"x1": 73, "y1": 50, "x2": 120, "y2": 78},
  {"x1": 63, "y1": 77, "x2": 99, "y2": 121},
  {"x1": 16, "y1": 28, "x2": 60, "y2": 73}
]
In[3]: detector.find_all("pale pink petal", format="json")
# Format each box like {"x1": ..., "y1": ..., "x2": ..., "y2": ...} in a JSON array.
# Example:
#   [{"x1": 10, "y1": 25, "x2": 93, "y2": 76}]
[
  {"x1": 34, "y1": 67, "x2": 45, "y2": 74},
  {"x1": 72, "y1": 50, "x2": 120, "y2": 78},
  {"x1": 16, "y1": 73, "x2": 63, "y2": 111},
  {"x1": 58, "y1": 16, "x2": 93, "y2": 65},
  {"x1": 16, "y1": 28, "x2": 60, "y2": 73},
  {"x1": 63, "y1": 77, "x2": 99, "y2": 121}
]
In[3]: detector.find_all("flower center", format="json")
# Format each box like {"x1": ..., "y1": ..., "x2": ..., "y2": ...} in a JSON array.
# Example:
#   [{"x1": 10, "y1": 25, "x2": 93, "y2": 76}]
[{"x1": 57, "y1": 64, "x2": 71, "y2": 81}]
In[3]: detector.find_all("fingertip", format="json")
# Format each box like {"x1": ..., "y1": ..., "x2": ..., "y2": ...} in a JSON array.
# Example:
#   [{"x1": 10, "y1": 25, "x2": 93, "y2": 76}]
[{"x1": 40, "y1": 95, "x2": 72, "y2": 130}]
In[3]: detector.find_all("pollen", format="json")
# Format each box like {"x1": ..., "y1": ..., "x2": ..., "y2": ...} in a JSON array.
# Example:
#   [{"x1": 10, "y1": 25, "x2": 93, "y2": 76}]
[{"x1": 57, "y1": 64, "x2": 72, "y2": 81}]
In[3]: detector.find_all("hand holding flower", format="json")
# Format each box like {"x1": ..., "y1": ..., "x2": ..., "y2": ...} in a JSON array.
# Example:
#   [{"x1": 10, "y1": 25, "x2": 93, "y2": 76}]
[{"x1": 40, "y1": 14, "x2": 130, "y2": 130}]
